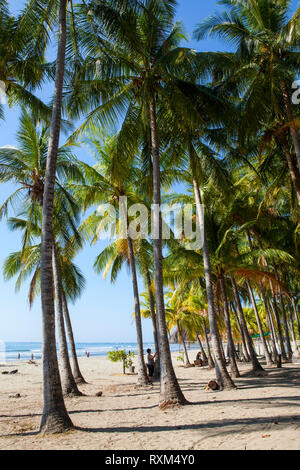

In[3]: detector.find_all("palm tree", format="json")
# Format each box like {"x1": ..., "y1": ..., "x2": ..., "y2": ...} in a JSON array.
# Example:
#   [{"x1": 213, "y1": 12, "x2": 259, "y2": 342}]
[
  {"x1": 136, "y1": 239, "x2": 161, "y2": 378},
  {"x1": 0, "y1": 108, "x2": 87, "y2": 388},
  {"x1": 65, "y1": 0, "x2": 212, "y2": 406},
  {"x1": 158, "y1": 78, "x2": 239, "y2": 387},
  {"x1": 3, "y1": 214, "x2": 86, "y2": 395},
  {"x1": 51, "y1": 235, "x2": 83, "y2": 396},
  {"x1": 231, "y1": 275, "x2": 272, "y2": 368},
  {"x1": 0, "y1": 102, "x2": 87, "y2": 429},
  {"x1": 28, "y1": 0, "x2": 143, "y2": 433},
  {"x1": 0, "y1": 1, "x2": 55, "y2": 123},
  {"x1": 170, "y1": 290, "x2": 215, "y2": 368},
  {"x1": 93, "y1": 237, "x2": 150, "y2": 385},
  {"x1": 195, "y1": 0, "x2": 300, "y2": 201},
  {"x1": 71, "y1": 129, "x2": 150, "y2": 386}
]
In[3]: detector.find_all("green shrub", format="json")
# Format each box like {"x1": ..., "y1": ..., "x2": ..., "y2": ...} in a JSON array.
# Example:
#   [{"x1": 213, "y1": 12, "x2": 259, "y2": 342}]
[
  {"x1": 107, "y1": 349, "x2": 135, "y2": 374},
  {"x1": 177, "y1": 352, "x2": 184, "y2": 363}
]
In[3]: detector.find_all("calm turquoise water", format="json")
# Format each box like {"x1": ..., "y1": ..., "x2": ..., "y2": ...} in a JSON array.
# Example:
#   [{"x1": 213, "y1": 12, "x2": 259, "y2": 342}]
[{"x1": 0, "y1": 341, "x2": 199, "y2": 362}]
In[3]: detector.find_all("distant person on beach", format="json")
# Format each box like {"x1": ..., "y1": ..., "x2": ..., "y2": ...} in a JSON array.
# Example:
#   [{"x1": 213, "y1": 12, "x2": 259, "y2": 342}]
[
  {"x1": 195, "y1": 352, "x2": 203, "y2": 366},
  {"x1": 146, "y1": 348, "x2": 157, "y2": 384},
  {"x1": 31, "y1": 353, "x2": 34, "y2": 360},
  {"x1": 87, "y1": 352, "x2": 90, "y2": 358},
  {"x1": 18, "y1": 353, "x2": 20, "y2": 360}
]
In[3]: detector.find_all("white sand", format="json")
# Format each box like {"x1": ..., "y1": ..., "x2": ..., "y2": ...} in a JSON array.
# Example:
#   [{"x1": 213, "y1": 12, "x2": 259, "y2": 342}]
[{"x1": 0, "y1": 351, "x2": 300, "y2": 450}]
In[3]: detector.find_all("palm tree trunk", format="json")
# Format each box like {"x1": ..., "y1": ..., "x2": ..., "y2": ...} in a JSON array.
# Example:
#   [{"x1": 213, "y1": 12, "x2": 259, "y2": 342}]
[
  {"x1": 280, "y1": 135, "x2": 300, "y2": 204},
  {"x1": 231, "y1": 277, "x2": 265, "y2": 372},
  {"x1": 246, "y1": 280, "x2": 273, "y2": 366},
  {"x1": 192, "y1": 178, "x2": 235, "y2": 390},
  {"x1": 40, "y1": 0, "x2": 72, "y2": 433},
  {"x1": 278, "y1": 290, "x2": 293, "y2": 360},
  {"x1": 219, "y1": 274, "x2": 240, "y2": 378},
  {"x1": 231, "y1": 301, "x2": 250, "y2": 362},
  {"x1": 120, "y1": 198, "x2": 149, "y2": 386},
  {"x1": 215, "y1": 305, "x2": 227, "y2": 365},
  {"x1": 149, "y1": 95, "x2": 187, "y2": 406},
  {"x1": 128, "y1": 239, "x2": 149, "y2": 386},
  {"x1": 269, "y1": 290, "x2": 288, "y2": 361},
  {"x1": 273, "y1": 267, "x2": 293, "y2": 360},
  {"x1": 52, "y1": 245, "x2": 82, "y2": 396},
  {"x1": 177, "y1": 323, "x2": 191, "y2": 367},
  {"x1": 245, "y1": 233, "x2": 280, "y2": 363},
  {"x1": 260, "y1": 284, "x2": 281, "y2": 362},
  {"x1": 202, "y1": 318, "x2": 215, "y2": 369},
  {"x1": 146, "y1": 270, "x2": 160, "y2": 379},
  {"x1": 196, "y1": 332, "x2": 208, "y2": 363},
  {"x1": 292, "y1": 297, "x2": 300, "y2": 340},
  {"x1": 286, "y1": 297, "x2": 299, "y2": 354},
  {"x1": 62, "y1": 292, "x2": 86, "y2": 384}
]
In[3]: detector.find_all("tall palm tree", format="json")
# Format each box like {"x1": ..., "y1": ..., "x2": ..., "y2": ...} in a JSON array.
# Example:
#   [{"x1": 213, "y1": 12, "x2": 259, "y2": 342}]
[
  {"x1": 66, "y1": 0, "x2": 224, "y2": 406},
  {"x1": 71, "y1": 129, "x2": 150, "y2": 386},
  {"x1": 24, "y1": 0, "x2": 143, "y2": 433},
  {"x1": 3, "y1": 214, "x2": 86, "y2": 394},
  {"x1": 0, "y1": 107, "x2": 87, "y2": 388},
  {"x1": 158, "y1": 75, "x2": 240, "y2": 387},
  {"x1": 0, "y1": 99, "x2": 86, "y2": 430}
]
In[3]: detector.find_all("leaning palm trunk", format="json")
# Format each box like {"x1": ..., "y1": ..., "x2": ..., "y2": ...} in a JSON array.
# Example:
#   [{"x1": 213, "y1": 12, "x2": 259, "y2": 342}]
[
  {"x1": 246, "y1": 280, "x2": 273, "y2": 366},
  {"x1": 192, "y1": 179, "x2": 235, "y2": 390},
  {"x1": 269, "y1": 293, "x2": 288, "y2": 361},
  {"x1": 231, "y1": 277, "x2": 265, "y2": 373},
  {"x1": 149, "y1": 96, "x2": 186, "y2": 405},
  {"x1": 286, "y1": 298, "x2": 299, "y2": 354},
  {"x1": 120, "y1": 199, "x2": 149, "y2": 386},
  {"x1": 260, "y1": 285, "x2": 281, "y2": 363},
  {"x1": 231, "y1": 302, "x2": 250, "y2": 362},
  {"x1": 219, "y1": 274, "x2": 240, "y2": 378},
  {"x1": 127, "y1": 237, "x2": 149, "y2": 385},
  {"x1": 62, "y1": 293, "x2": 86, "y2": 384},
  {"x1": 177, "y1": 323, "x2": 191, "y2": 367},
  {"x1": 272, "y1": 268, "x2": 293, "y2": 360},
  {"x1": 246, "y1": 232, "x2": 285, "y2": 361},
  {"x1": 196, "y1": 332, "x2": 208, "y2": 363},
  {"x1": 202, "y1": 319, "x2": 215, "y2": 369},
  {"x1": 291, "y1": 297, "x2": 300, "y2": 339},
  {"x1": 52, "y1": 246, "x2": 82, "y2": 396},
  {"x1": 146, "y1": 270, "x2": 160, "y2": 379},
  {"x1": 40, "y1": 0, "x2": 72, "y2": 433},
  {"x1": 278, "y1": 290, "x2": 293, "y2": 360}
]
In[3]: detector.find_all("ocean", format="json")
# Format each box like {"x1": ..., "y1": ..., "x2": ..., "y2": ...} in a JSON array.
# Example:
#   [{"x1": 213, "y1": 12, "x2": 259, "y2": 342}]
[{"x1": 0, "y1": 341, "x2": 199, "y2": 362}]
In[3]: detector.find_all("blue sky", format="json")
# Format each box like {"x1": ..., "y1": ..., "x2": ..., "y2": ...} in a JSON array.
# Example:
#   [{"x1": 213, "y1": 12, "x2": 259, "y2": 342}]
[{"x1": 0, "y1": 0, "x2": 299, "y2": 342}]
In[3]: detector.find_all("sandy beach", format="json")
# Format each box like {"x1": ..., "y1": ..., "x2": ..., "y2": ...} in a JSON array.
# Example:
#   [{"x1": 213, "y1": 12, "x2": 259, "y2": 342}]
[{"x1": 0, "y1": 351, "x2": 300, "y2": 450}]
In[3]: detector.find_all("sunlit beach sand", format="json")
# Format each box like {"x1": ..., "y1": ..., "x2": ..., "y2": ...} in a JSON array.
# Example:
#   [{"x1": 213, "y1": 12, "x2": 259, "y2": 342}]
[{"x1": 1, "y1": 352, "x2": 300, "y2": 450}]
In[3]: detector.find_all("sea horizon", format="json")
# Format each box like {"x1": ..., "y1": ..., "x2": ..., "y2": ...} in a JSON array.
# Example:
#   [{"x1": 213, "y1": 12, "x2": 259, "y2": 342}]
[{"x1": 0, "y1": 341, "x2": 199, "y2": 362}]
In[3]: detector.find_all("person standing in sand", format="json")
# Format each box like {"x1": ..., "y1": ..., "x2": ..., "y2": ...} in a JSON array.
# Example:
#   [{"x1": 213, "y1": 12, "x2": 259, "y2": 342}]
[{"x1": 146, "y1": 348, "x2": 157, "y2": 384}]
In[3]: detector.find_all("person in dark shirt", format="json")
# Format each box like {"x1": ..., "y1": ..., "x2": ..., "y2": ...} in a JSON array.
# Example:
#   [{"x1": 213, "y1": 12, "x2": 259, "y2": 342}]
[{"x1": 146, "y1": 348, "x2": 157, "y2": 384}]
